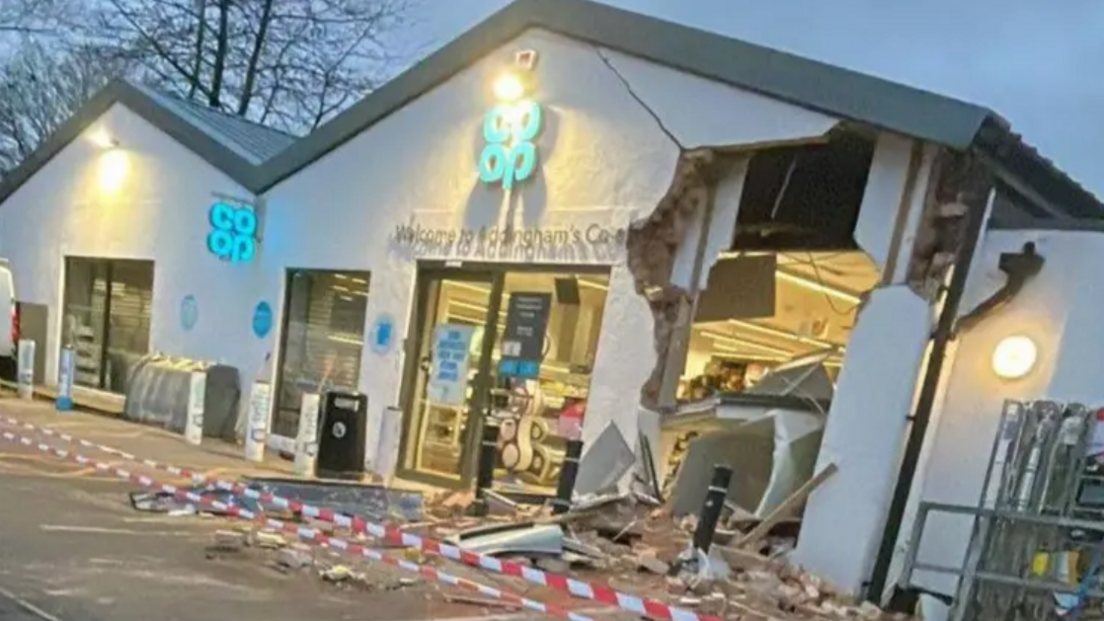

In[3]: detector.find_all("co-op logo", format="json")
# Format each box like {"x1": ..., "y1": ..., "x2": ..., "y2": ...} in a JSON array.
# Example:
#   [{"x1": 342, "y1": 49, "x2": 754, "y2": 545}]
[
  {"x1": 478, "y1": 100, "x2": 542, "y2": 191},
  {"x1": 206, "y1": 201, "x2": 258, "y2": 263}
]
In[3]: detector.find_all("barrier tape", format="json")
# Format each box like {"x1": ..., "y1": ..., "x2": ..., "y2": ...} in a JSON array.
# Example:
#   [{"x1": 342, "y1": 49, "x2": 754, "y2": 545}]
[
  {"x1": 0, "y1": 415, "x2": 716, "y2": 621},
  {"x1": 0, "y1": 427, "x2": 595, "y2": 621}
]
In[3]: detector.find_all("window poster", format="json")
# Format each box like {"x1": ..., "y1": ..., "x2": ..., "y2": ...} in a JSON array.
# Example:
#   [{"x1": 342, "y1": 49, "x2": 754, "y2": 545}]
[
  {"x1": 428, "y1": 323, "x2": 476, "y2": 406},
  {"x1": 499, "y1": 292, "x2": 552, "y2": 379}
]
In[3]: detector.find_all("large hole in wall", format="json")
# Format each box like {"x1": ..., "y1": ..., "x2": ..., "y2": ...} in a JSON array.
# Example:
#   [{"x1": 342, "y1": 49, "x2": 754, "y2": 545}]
[
  {"x1": 683, "y1": 130, "x2": 879, "y2": 399},
  {"x1": 659, "y1": 131, "x2": 887, "y2": 521}
]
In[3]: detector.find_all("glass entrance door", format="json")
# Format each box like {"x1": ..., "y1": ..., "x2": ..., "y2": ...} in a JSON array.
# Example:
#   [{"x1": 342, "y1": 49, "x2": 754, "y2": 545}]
[
  {"x1": 398, "y1": 264, "x2": 612, "y2": 492},
  {"x1": 398, "y1": 269, "x2": 503, "y2": 486}
]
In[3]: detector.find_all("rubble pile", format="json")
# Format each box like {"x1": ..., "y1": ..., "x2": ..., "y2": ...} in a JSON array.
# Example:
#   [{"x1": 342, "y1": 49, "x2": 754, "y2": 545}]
[
  {"x1": 419, "y1": 491, "x2": 916, "y2": 621},
  {"x1": 196, "y1": 488, "x2": 914, "y2": 620}
]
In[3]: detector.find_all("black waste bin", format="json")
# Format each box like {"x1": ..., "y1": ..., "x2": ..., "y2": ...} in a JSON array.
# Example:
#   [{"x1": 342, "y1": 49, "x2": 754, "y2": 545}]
[{"x1": 315, "y1": 391, "x2": 369, "y2": 480}]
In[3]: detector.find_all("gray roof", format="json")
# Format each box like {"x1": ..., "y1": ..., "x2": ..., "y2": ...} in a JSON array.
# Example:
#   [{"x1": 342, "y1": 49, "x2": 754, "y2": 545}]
[
  {"x1": 0, "y1": 0, "x2": 1097, "y2": 223},
  {"x1": 133, "y1": 86, "x2": 297, "y2": 164}
]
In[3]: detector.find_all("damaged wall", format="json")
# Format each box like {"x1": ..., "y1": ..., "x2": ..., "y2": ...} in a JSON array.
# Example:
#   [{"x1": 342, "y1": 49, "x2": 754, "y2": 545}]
[
  {"x1": 791, "y1": 140, "x2": 995, "y2": 594},
  {"x1": 263, "y1": 27, "x2": 842, "y2": 463},
  {"x1": 908, "y1": 227, "x2": 1104, "y2": 595}
]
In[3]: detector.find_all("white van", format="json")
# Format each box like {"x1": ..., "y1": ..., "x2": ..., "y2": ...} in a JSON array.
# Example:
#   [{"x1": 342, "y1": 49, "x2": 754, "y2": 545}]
[{"x1": 0, "y1": 259, "x2": 15, "y2": 364}]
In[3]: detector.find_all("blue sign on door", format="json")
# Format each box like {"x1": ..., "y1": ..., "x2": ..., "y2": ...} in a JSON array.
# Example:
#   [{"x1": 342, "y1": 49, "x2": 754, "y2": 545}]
[{"x1": 252, "y1": 301, "x2": 273, "y2": 338}]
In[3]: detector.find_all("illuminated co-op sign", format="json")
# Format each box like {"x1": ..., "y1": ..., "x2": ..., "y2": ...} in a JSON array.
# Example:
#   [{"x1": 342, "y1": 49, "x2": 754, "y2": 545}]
[
  {"x1": 478, "y1": 101, "x2": 542, "y2": 191},
  {"x1": 207, "y1": 201, "x2": 258, "y2": 263}
]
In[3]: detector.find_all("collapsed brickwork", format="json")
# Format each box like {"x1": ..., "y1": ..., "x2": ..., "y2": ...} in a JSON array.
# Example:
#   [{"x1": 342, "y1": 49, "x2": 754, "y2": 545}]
[
  {"x1": 625, "y1": 143, "x2": 994, "y2": 412},
  {"x1": 625, "y1": 148, "x2": 718, "y2": 409},
  {"x1": 905, "y1": 150, "x2": 993, "y2": 300}
]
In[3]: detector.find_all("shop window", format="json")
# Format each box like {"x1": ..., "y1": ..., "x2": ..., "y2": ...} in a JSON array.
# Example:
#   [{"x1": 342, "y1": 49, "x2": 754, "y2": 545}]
[
  {"x1": 61, "y1": 257, "x2": 154, "y2": 394},
  {"x1": 272, "y1": 270, "x2": 370, "y2": 439},
  {"x1": 398, "y1": 265, "x2": 610, "y2": 496}
]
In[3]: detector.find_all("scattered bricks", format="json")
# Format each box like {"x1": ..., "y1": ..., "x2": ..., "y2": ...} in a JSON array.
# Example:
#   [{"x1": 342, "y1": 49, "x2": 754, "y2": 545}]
[
  {"x1": 636, "y1": 549, "x2": 670, "y2": 575},
  {"x1": 859, "y1": 601, "x2": 885, "y2": 620},
  {"x1": 665, "y1": 576, "x2": 687, "y2": 595},
  {"x1": 277, "y1": 547, "x2": 313, "y2": 570},
  {"x1": 211, "y1": 529, "x2": 245, "y2": 552},
  {"x1": 320, "y1": 564, "x2": 353, "y2": 583},
  {"x1": 254, "y1": 530, "x2": 287, "y2": 549},
  {"x1": 535, "y1": 557, "x2": 571, "y2": 574}
]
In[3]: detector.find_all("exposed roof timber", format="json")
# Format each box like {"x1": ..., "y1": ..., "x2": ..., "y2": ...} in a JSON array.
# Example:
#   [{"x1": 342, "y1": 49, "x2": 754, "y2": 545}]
[{"x1": 0, "y1": 0, "x2": 1097, "y2": 225}]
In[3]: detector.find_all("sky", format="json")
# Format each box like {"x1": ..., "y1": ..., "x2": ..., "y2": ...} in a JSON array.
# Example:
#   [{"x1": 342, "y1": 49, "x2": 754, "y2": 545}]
[{"x1": 407, "y1": 0, "x2": 1103, "y2": 196}]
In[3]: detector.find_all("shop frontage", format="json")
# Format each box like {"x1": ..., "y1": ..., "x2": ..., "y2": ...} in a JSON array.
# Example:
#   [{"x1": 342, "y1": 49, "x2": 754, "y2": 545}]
[
  {"x1": 395, "y1": 262, "x2": 611, "y2": 494},
  {"x1": 0, "y1": 0, "x2": 1099, "y2": 603}
]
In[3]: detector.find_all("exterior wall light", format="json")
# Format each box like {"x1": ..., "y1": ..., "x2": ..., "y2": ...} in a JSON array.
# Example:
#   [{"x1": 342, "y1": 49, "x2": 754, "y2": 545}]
[
  {"x1": 491, "y1": 49, "x2": 538, "y2": 102},
  {"x1": 992, "y1": 335, "x2": 1038, "y2": 380},
  {"x1": 89, "y1": 128, "x2": 119, "y2": 150},
  {"x1": 493, "y1": 72, "x2": 526, "y2": 102}
]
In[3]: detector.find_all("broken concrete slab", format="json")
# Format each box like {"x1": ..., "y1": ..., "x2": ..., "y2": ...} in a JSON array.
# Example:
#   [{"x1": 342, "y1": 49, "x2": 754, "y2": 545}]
[
  {"x1": 448, "y1": 522, "x2": 563, "y2": 557},
  {"x1": 575, "y1": 422, "x2": 635, "y2": 496}
]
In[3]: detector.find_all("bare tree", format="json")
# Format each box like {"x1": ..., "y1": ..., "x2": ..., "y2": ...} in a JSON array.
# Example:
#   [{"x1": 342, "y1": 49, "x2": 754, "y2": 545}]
[
  {"x1": 81, "y1": 0, "x2": 418, "y2": 133},
  {"x1": 0, "y1": 42, "x2": 131, "y2": 172},
  {"x1": 0, "y1": 0, "x2": 67, "y2": 34}
]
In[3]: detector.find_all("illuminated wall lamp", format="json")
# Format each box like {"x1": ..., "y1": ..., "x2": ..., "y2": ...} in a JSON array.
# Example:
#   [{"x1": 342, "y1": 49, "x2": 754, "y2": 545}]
[
  {"x1": 492, "y1": 49, "x2": 538, "y2": 102},
  {"x1": 89, "y1": 128, "x2": 119, "y2": 150},
  {"x1": 992, "y1": 335, "x2": 1038, "y2": 380}
]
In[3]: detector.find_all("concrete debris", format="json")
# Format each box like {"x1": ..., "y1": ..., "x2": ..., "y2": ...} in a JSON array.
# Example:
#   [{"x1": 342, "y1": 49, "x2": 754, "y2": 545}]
[
  {"x1": 253, "y1": 530, "x2": 287, "y2": 549},
  {"x1": 277, "y1": 547, "x2": 313, "y2": 570},
  {"x1": 210, "y1": 529, "x2": 245, "y2": 552},
  {"x1": 534, "y1": 557, "x2": 571, "y2": 573},
  {"x1": 443, "y1": 593, "x2": 520, "y2": 610},
  {"x1": 187, "y1": 468, "x2": 912, "y2": 620},
  {"x1": 636, "y1": 549, "x2": 671, "y2": 575},
  {"x1": 320, "y1": 564, "x2": 354, "y2": 582}
]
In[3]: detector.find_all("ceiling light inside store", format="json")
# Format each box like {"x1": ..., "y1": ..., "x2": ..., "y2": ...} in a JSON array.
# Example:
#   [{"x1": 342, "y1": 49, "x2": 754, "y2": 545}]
[
  {"x1": 701, "y1": 330, "x2": 792, "y2": 357},
  {"x1": 729, "y1": 319, "x2": 840, "y2": 351},
  {"x1": 992, "y1": 335, "x2": 1038, "y2": 380},
  {"x1": 577, "y1": 278, "x2": 609, "y2": 291},
  {"x1": 776, "y1": 270, "x2": 862, "y2": 305}
]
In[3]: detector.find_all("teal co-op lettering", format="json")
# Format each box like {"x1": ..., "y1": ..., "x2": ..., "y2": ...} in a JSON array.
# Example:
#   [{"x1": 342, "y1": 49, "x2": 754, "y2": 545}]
[
  {"x1": 478, "y1": 101, "x2": 543, "y2": 190},
  {"x1": 207, "y1": 202, "x2": 258, "y2": 263}
]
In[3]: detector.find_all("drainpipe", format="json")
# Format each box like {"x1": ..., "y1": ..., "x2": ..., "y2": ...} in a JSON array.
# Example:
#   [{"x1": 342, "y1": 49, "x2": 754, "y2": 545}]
[{"x1": 865, "y1": 184, "x2": 995, "y2": 604}]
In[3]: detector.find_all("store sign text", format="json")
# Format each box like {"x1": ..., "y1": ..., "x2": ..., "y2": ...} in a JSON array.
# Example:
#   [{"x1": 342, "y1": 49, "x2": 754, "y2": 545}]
[
  {"x1": 207, "y1": 202, "x2": 258, "y2": 263},
  {"x1": 394, "y1": 222, "x2": 626, "y2": 253},
  {"x1": 478, "y1": 101, "x2": 542, "y2": 191}
]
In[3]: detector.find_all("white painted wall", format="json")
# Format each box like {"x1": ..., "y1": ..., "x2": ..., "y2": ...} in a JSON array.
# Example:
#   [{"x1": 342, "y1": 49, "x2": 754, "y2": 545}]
[
  {"x1": 263, "y1": 28, "x2": 840, "y2": 462},
  {"x1": 908, "y1": 228, "x2": 1104, "y2": 594},
  {"x1": 0, "y1": 104, "x2": 269, "y2": 390},
  {"x1": 791, "y1": 134, "x2": 939, "y2": 594}
]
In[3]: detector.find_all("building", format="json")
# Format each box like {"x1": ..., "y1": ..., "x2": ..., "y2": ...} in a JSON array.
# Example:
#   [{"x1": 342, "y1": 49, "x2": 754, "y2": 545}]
[{"x1": 0, "y1": 0, "x2": 1100, "y2": 600}]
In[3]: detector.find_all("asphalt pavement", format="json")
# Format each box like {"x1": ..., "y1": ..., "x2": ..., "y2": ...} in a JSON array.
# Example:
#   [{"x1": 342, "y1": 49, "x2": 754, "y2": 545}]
[{"x1": 0, "y1": 400, "x2": 604, "y2": 621}]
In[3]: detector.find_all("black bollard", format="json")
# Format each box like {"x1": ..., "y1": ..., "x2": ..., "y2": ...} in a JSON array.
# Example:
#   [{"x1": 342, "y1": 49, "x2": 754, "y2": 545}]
[
  {"x1": 693, "y1": 465, "x2": 733, "y2": 553},
  {"x1": 551, "y1": 439, "x2": 584, "y2": 514},
  {"x1": 469, "y1": 422, "x2": 500, "y2": 517}
]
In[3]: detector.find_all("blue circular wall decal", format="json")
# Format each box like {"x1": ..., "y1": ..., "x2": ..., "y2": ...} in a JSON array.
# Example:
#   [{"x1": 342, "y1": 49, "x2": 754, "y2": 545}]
[
  {"x1": 369, "y1": 313, "x2": 396, "y2": 355},
  {"x1": 180, "y1": 295, "x2": 198, "y2": 331},
  {"x1": 252, "y1": 301, "x2": 273, "y2": 338}
]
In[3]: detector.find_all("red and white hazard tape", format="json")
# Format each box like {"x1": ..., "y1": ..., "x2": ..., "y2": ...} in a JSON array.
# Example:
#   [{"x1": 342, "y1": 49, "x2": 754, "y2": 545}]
[
  {"x1": 0, "y1": 427, "x2": 597, "y2": 621},
  {"x1": 0, "y1": 415, "x2": 718, "y2": 621}
]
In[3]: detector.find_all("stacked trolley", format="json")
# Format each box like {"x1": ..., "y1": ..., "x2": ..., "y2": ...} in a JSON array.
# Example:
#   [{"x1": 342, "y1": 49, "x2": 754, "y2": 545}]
[{"x1": 902, "y1": 400, "x2": 1104, "y2": 620}]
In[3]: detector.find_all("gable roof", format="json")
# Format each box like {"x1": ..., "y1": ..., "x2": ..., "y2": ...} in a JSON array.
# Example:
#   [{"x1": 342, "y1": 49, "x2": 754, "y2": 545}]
[
  {"x1": 0, "y1": 79, "x2": 283, "y2": 203},
  {"x1": 133, "y1": 86, "x2": 297, "y2": 164},
  {"x1": 0, "y1": 0, "x2": 1097, "y2": 222}
]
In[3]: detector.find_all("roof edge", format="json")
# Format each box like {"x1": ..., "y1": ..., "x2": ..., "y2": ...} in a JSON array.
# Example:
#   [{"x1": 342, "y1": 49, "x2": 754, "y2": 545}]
[{"x1": 0, "y1": 79, "x2": 266, "y2": 207}]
